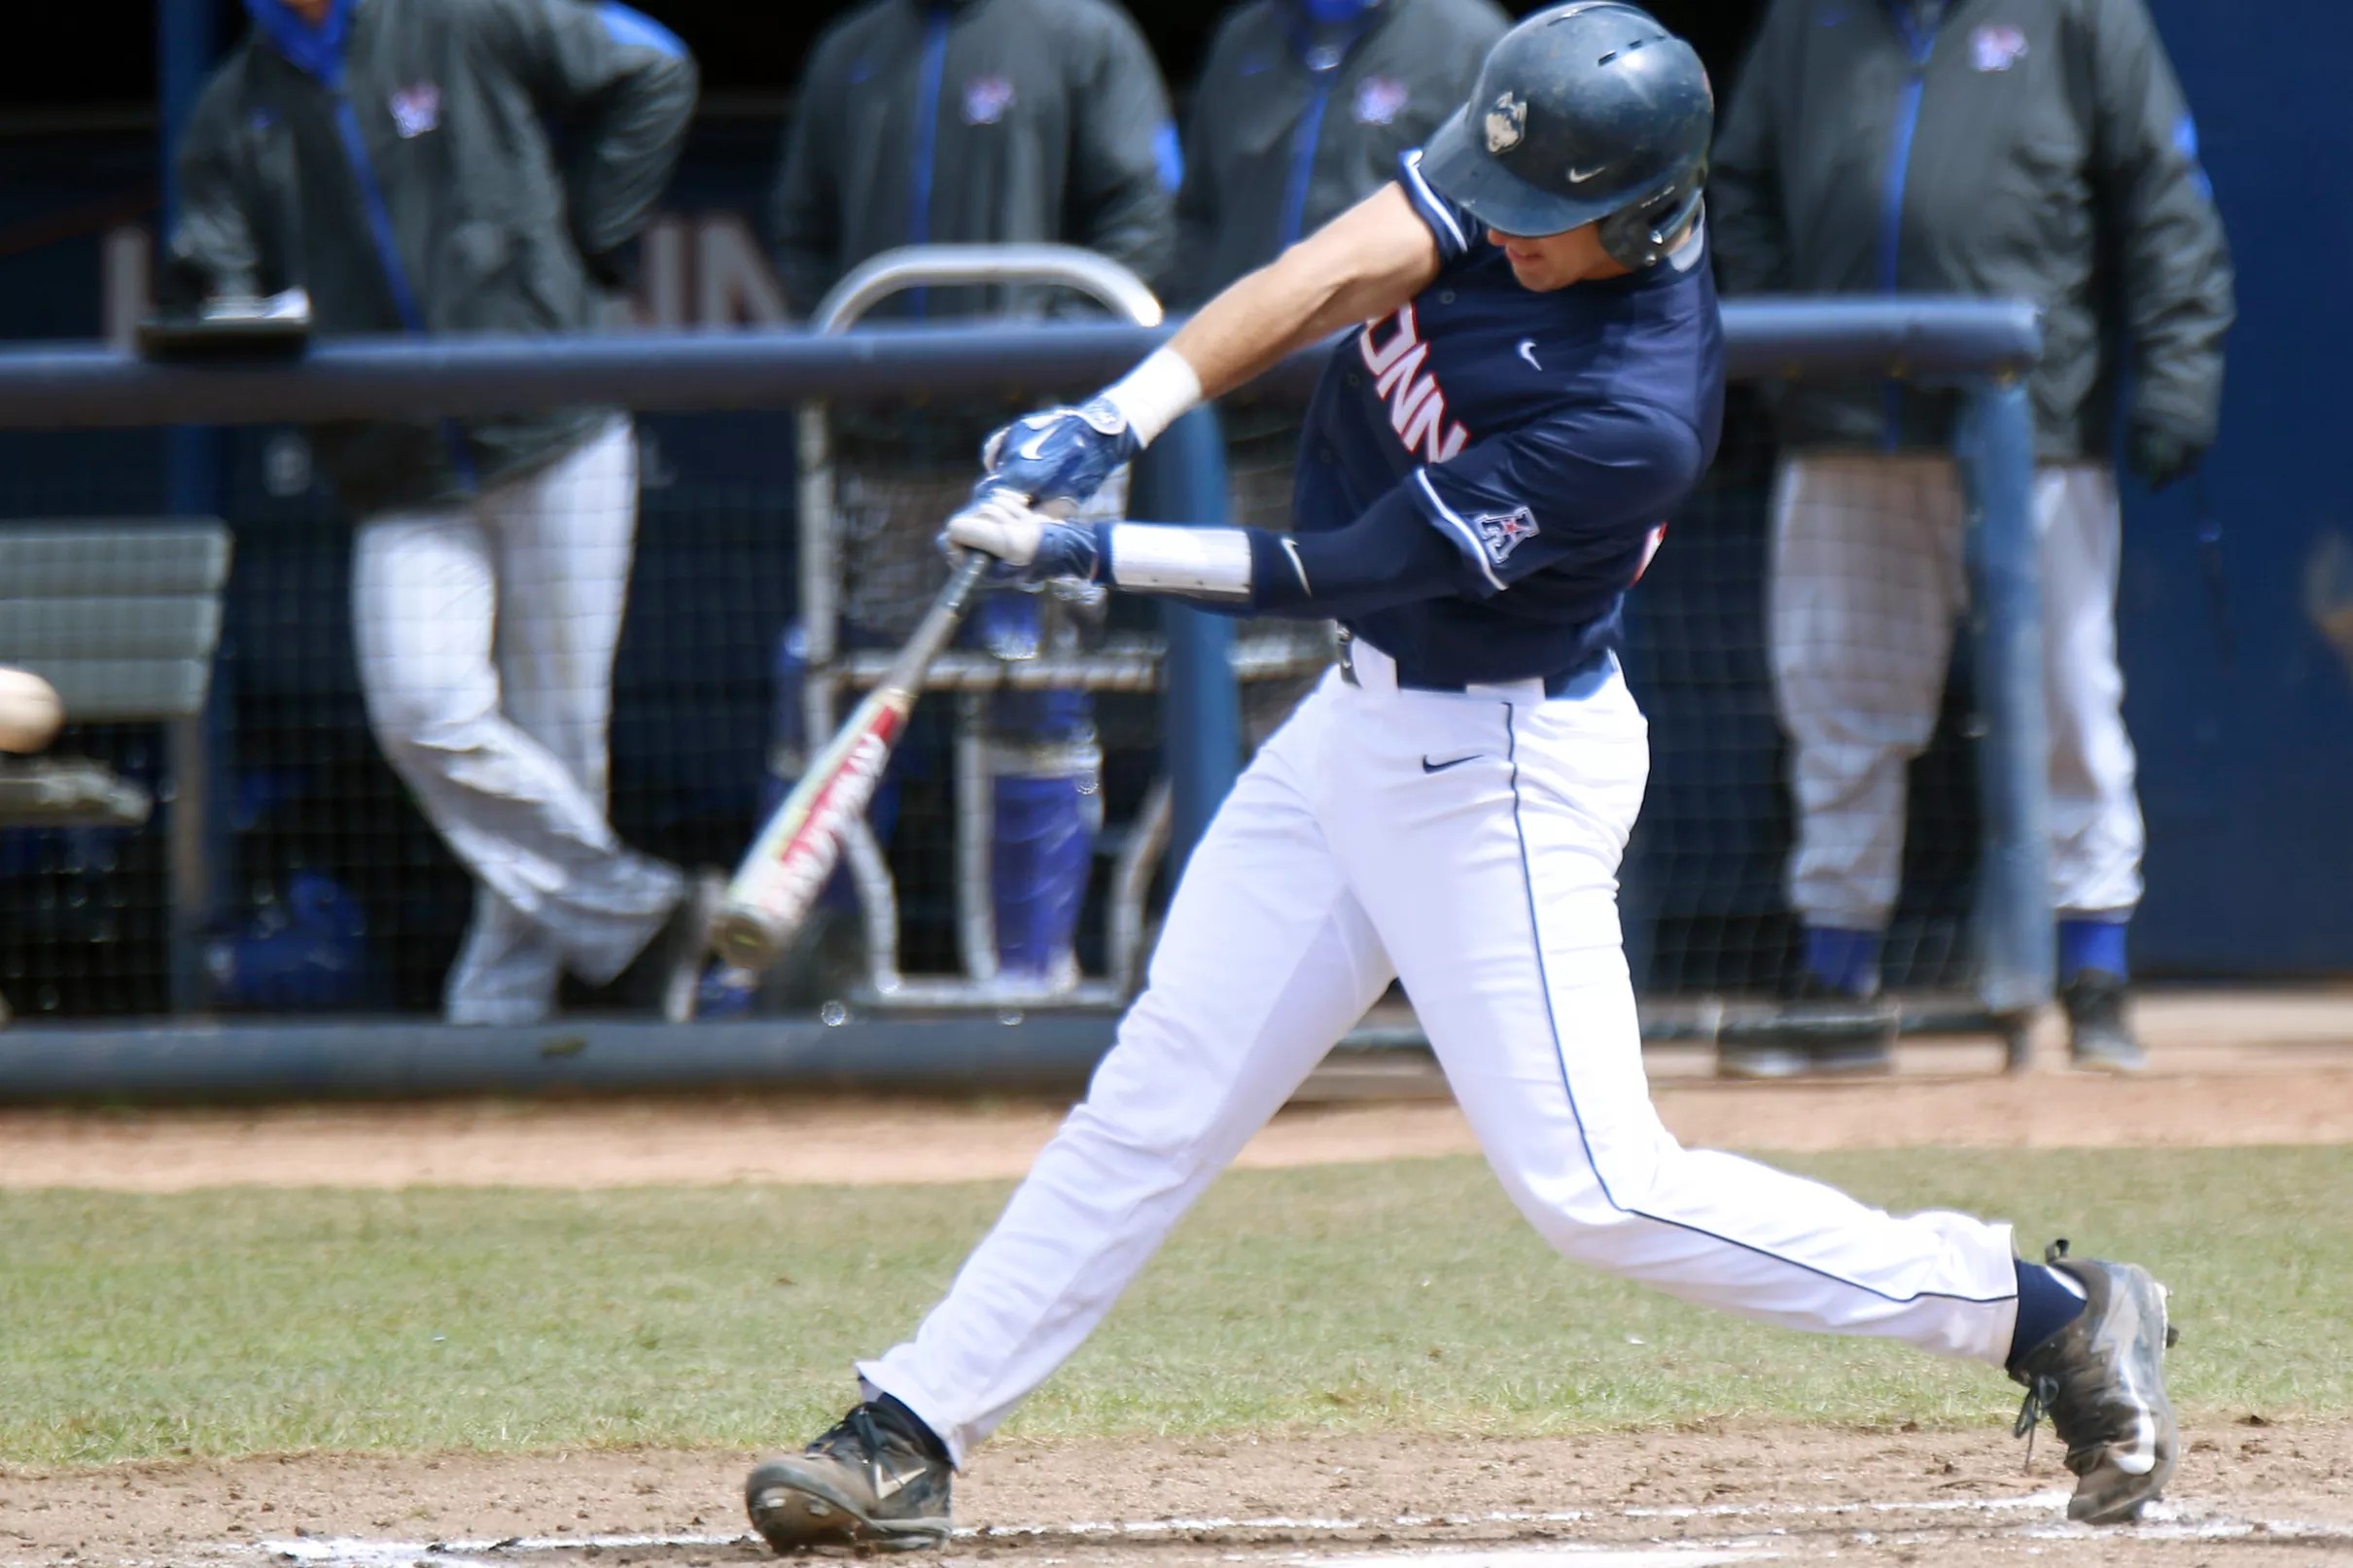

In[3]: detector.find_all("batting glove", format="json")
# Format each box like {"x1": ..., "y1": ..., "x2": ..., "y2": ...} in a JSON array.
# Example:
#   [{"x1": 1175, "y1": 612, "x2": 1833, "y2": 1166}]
[
  {"x1": 944, "y1": 492, "x2": 1105, "y2": 586},
  {"x1": 978, "y1": 397, "x2": 1140, "y2": 513}
]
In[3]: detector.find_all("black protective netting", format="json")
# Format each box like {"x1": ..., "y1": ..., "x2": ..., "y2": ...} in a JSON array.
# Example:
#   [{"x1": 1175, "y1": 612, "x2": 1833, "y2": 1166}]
[{"x1": 0, "y1": 390, "x2": 1983, "y2": 1018}]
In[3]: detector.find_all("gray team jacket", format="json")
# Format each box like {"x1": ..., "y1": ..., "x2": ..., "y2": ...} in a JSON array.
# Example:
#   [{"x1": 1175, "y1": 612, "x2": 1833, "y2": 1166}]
[
  {"x1": 1171, "y1": 0, "x2": 1508, "y2": 309},
  {"x1": 771, "y1": 0, "x2": 1177, "y2": 320},
  {"x1": 169, "y1": 0, "x2": 696, "y2": 516},
  {"x1": 1709, "y1": 0, "x2": 2233, "y2": 460}
]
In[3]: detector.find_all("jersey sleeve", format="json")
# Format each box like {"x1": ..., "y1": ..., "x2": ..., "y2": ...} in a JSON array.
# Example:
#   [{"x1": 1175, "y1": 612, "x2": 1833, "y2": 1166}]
[
  {"x1": 1396, "y1": 148, "x2": 1481, "y2": 266},
  {"x1": 1405, "y1": 405, "x2": 1703, "y2": 598},
  {"x1": 1089, "y1": 405, "x2": 1701, "y2": 619}
]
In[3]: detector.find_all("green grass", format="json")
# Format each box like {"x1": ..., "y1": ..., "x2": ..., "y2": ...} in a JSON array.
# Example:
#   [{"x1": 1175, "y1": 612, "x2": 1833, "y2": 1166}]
[{"x1": 2, "y1": 1147, "x2": 2348, "y2": 1465}]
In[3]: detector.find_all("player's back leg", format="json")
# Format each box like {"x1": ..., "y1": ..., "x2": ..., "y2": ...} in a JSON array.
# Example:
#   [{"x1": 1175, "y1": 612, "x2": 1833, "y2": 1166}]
[
  {"x1": 1332, "y1": 664, "x2": 2020, "y2": 1354},
  {"x1": 1330, "y1": 667, "x2": 2174, "y2": 1520}
]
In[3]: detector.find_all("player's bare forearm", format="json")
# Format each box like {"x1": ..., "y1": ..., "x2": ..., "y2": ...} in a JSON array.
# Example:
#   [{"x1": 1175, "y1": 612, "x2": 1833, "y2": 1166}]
[
  {"x1": 1164, "y1": 184, "x2": 1443, "y2": 401},
  {"x1": 957, "y1": 185, "x2": 1449, "y2": 605},
  {"x1": 969, "y1": 183, "x2": 1443, "y2": 510}
]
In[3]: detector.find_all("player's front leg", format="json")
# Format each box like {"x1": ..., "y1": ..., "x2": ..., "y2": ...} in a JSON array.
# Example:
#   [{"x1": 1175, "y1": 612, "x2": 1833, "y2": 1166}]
[
  {"x1": 747, "y1": 688, "x2": 1393, "y2": 1552},
  {"x1": 745, "y1": 1397, "x2": 955, "y2": 1553}
]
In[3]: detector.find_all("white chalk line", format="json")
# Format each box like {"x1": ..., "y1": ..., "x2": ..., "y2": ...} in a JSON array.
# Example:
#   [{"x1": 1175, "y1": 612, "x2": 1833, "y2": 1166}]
[{"x1": 225, "y1": 1490, "x2": 2353, "y2": 1568}]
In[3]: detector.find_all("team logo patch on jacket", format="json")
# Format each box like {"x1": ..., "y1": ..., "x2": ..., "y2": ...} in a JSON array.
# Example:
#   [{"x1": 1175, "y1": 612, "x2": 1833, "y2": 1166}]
[
  {"x1": 1970, "y1": 24, "x2": 2028, "y2": 71},
  {"x1": 1476, "y1": 506, "x2": 1540, "y2": 566},
  {"x1": 964, "y1": 75, "x2": 1017, "y2": 125},
  {"x1": 1354, "y1": 77, "x2": 1410, "y2": 126},
  {"x1": 388, "y1": 82, "x2": 441, "y2": 138}
]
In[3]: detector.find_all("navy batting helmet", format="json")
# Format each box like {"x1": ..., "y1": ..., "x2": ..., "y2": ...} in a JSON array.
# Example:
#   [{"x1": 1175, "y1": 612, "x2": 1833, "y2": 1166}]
[{"x1": 1418, "y1": 1, "x2": 1711, "y2": 268}]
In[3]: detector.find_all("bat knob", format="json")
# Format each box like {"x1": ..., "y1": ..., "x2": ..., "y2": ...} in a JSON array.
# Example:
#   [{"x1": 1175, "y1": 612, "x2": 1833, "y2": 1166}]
[{"x1": 710, "y1": 905, "x2": 790, "y2": 973}]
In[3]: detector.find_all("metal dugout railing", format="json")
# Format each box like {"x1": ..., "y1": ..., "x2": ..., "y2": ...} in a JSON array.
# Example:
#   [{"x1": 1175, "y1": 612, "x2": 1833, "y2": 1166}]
[
  {"x1": 0, "y1": 295, "x2": 2050, "y2": 1097},
  {"x1": 794, "y1": 246, "x2": 1332, "y2": 1008}
]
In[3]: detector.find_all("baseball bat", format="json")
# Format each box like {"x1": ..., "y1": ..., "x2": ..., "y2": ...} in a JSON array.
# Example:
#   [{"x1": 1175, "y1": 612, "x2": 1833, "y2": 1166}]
[{"x1": 709, "y1": 548, "x2": 994, "y2": 973}]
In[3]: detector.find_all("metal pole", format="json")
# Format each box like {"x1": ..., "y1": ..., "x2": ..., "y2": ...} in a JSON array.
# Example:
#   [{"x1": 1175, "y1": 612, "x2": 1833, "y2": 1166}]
[
  {"x1": 0, "y1": 298, "x2": 2046, "y2": 430},
  {"x1": 158, "y1": 0, "x2": 222, "y2": 517},
  {"x1": 1135, "y1": 406, "x2": 1243, "y2": 873},
  {"x1": 1957, "y1": 378, "x2": 2054, "y2": 1056},
  {"x1": 158, "y1": 0, "x2": 223, "y2": 1017},
  {"x1": 158, "y1": 0, "x2": 217, "y2": 224}
]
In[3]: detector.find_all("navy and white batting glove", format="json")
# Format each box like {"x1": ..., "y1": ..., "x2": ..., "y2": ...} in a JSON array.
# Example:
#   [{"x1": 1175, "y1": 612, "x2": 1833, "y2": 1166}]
[
  {"x1": 944, "y1": 491, "x2": 1105, "y2": 586},
  {"x1": 978, "y1": 397, "x2": 1141, "y2": 513}
]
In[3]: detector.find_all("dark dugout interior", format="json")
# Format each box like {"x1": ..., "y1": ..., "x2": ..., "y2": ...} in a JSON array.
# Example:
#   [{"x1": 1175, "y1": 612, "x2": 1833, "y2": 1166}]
[{"x1": 17, "y1": 2, "x2": 1765, "y2": 124}]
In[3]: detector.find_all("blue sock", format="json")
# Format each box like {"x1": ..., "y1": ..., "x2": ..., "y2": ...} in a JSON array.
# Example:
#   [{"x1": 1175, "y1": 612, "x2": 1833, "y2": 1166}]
[
  {"x1": 1803, "y1": 926, "x2": 1881, "y2": 996},
  {"x1": 2007, "y1": 1258, "x2": 2090, "y2": 1367},
  {"x1": 2057, "y1": 917, "x2": 2128, "y2": 983}
]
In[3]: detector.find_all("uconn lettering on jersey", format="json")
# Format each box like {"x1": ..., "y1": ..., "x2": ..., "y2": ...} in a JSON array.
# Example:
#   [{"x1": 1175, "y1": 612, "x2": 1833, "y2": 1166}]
[{"x1": 1357, "y1": 303, "x2": 1468, "y2": 465}]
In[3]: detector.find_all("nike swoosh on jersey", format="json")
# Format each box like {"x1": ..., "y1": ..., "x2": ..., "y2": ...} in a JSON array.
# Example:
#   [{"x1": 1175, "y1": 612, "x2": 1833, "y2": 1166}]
[
  {"x1": 1566, "y1": 165, "x2": 1605, "y2": 183},
  {"x1": 1017, "y1": 429, "x2": 1055, "y2": 461},
  {"x1": 1422, "y1": 753, "x2": 1482, "y2": 774},
  {"x1": 1517, "y1": 338, "x2": 1541, "y2": 370},
  {"x1": 1280, "y1": 538, "x2": 1313, "y2": 594}
]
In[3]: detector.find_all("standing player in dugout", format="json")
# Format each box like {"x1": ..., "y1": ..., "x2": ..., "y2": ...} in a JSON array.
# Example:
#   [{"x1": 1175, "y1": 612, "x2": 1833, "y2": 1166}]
[
  {"x1": 167, "y1": 0, "x2": 708, "y2": 1027},
  {"x1": 745, "y1": 3, "x2": 2180, "y2": 1547}
]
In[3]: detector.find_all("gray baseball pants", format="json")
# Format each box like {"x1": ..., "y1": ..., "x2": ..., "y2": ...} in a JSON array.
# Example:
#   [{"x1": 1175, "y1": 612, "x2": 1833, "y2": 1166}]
[
  {"x1": 353, "y1": 418, "x2": 683, "y2": 1023},
  {"x1": 1770, "y1": 453, "x2": 2143, "y2": 929}
]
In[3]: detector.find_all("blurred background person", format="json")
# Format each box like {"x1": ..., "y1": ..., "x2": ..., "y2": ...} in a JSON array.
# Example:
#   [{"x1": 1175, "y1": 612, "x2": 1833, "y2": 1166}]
[
  {"x1": 1170, "y1": 0, "x2": 1507, "y2": 310},
  {"x1": 1172, "y1": 0, "x2": 1507, "y2": 741},
  {"x1": 1709, "y1": 0, "x2": 2233, "y2": 1078},
  {"x1": 762, "y1": 0, "x2": 1178, "y2": 999},
  {"x1": 771, "y1": 0, "x2": 1176, "y2": 322},
  {"x1": 165, "y1": 0, "x2": 709, "y2": 1026}
]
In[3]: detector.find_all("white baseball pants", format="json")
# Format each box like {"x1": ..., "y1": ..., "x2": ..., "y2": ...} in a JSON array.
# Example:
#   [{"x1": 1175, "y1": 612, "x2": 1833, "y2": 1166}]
[
  {"x1": 1771, "y1": 455, "x2": 2143, "y2": 928},
  {"x1": 352, "y1": 419, "x2": 682, "y2": 1024},
  {"x1": 860, "y1": 644, "x2": 2021, "y2": 1465}
]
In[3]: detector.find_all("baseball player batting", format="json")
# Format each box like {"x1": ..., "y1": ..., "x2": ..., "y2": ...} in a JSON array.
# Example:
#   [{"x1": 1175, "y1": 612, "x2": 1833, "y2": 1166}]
[{"x1": 743, "y1": 4, "x2": 2178, "y2": 1547}]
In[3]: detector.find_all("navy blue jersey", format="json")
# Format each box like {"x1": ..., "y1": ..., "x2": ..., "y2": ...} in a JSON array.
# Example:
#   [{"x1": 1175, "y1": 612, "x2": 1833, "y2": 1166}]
[{"x1": 1289, "y1": 150, "x2": 1725, "y2": 689}]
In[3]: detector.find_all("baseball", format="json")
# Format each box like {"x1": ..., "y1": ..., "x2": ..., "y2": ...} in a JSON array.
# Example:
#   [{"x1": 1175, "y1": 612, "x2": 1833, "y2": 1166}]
[{"x1": 0, "y1": 666, "x2": 63, "y2": 753}]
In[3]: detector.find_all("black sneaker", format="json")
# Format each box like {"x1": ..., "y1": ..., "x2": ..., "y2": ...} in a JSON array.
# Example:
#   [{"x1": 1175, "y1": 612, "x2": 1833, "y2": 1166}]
[
  {"x1": 746, "y1": 1400, "x2": 954, "y2": 1553},
  {"x1": 2010, "y1": 1239, "x2": 2180, "y2": 1524},
  {"x1": 1718, "y1": 973, "x2": 1896, "y2": 1079},
  {"x1": 621, "y1": 868, "x2": 724, "y2": 1024},
  {"x1": 2062, "y1": 970, "x2": 2146, "y2": 1073}
]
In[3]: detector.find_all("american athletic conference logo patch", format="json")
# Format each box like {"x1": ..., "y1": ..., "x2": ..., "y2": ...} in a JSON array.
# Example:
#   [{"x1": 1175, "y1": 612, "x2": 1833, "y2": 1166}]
[
  {"x1": 1476, "y1": 506, "x2": 1540, "y2": 566},
  {"x1": 388, "y1": 81, "x2": 440, "y2": 138},
  {"x1": 1354, "y1": 77, "x2": 1410, "y2": 126},
  {"x1": 963, "y1": 75, "x2": 1017, "y2": 125},
  {"x1": 1970, "y1": 24, "x2": 2029, "y2": 71}
]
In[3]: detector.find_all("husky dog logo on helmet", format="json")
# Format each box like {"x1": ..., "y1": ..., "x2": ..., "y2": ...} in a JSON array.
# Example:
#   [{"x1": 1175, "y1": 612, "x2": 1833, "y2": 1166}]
[{"x1": 1484, "y1": 92, "x2": 1528, "y2": 154}]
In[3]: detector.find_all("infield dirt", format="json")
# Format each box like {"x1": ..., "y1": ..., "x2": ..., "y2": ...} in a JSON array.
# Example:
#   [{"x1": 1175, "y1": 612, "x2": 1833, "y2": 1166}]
[
  {"x1": 4, "y1": 1422, "x2": 2350, "y2": 1567},
  {"x1": 2, "y1": 990, "x2": 2351, "y2": 1190},
  {"x1": 3, "y1": 989, "x2": 2350, "y2": 1567}
]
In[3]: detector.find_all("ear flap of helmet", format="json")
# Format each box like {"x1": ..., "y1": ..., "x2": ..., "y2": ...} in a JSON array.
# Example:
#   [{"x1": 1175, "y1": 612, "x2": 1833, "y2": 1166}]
[{"x1": 1596, "y1": 174, "x2": 1704, "y2": 269}]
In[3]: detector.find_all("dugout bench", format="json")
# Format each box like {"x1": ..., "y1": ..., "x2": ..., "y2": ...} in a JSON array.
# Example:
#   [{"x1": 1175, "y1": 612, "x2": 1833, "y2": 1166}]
[{"x1": 0, "y1": 521, "x2": 232, "y2": 1022}]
